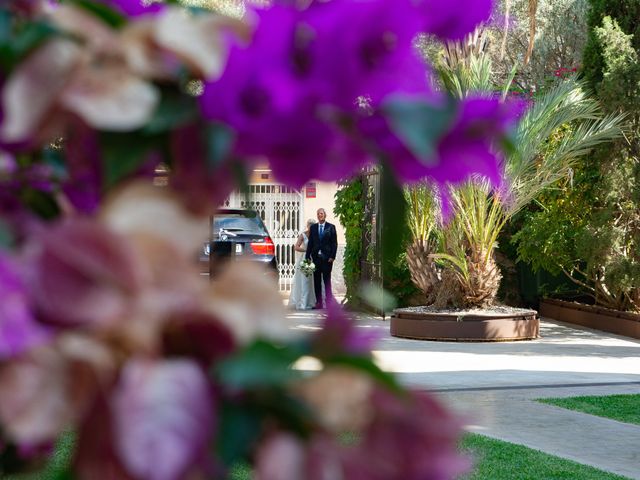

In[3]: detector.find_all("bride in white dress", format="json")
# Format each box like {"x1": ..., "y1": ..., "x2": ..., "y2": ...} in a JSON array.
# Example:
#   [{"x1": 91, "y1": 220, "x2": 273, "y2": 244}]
[{"x1": 288, "y1": 219, "x2": 317, "y2": 310}]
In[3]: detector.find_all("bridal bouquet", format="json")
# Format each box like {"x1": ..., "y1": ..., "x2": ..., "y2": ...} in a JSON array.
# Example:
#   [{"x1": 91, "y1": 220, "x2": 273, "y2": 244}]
[
  {"x1": 0, "y1": 0, "x2": 520, "y2": 478},
  {"x1": 300, "y1": 258, "x2": 316, "y2": 277}
]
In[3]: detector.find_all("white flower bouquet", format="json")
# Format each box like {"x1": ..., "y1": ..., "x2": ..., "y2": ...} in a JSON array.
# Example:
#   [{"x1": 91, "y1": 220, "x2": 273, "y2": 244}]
[{"x1": 300, "y1": 258, "x2": 316, "y2": 277}]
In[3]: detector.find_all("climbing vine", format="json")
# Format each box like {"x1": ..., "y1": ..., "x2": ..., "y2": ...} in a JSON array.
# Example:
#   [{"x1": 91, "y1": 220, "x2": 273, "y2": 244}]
[{"x1": 334, "y1": 177, "x2": 365, "y2": 305}]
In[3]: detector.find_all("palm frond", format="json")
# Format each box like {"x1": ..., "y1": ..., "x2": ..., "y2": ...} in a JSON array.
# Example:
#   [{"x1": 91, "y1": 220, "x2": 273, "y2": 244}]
[
  {"x1": 504, "y1": 77, "x2": 626, "y2": 215},
  {"x1": 429, "y1": 253, "x2": 469, "y2": 280},
  {"x1": 404, "y1": 181, "x2": 440, "y2": 243},
  {"x1": 438, "y1": 53, "x2": 494, "y2": 98}
]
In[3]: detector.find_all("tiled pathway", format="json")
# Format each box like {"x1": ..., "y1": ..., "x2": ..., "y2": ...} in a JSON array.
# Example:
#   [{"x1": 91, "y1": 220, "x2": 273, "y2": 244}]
[{"x1": 288, "y1": 309, "x2": 640, "y2": 479}]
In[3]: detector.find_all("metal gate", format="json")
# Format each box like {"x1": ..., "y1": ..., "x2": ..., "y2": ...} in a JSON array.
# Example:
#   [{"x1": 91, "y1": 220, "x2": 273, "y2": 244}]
[
  {"x1": 361, "y1": 167, "x2": 382, "y2": 284},
  {"x1": 225, "y1": 184, "x2": 303, "y2": 292},
  {"x1": 360, "y1": 166, "x2": 384, "y2": 315}
]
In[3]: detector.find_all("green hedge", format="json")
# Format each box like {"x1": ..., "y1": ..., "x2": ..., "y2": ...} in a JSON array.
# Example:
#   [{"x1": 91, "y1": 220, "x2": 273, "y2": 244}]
[{"x1": 334, "y1": 178, "x2": 364, "y2": 305}]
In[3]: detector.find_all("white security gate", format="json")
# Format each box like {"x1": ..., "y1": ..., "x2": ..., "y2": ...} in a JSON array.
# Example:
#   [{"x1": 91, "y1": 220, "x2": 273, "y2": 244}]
[{"x1": 225, "y1": 185, "x2": 303, "y2": 291}]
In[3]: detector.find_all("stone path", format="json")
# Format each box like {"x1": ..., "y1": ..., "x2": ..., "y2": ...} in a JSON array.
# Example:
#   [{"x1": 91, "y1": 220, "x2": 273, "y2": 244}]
[{"x1": 287, "y1": 309, "x2": 640, "y2": 479}]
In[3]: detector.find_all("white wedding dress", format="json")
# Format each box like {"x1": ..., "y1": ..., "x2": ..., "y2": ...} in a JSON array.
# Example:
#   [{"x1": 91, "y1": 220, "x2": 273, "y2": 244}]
[{"x1": 288, "y1": 232, "x2": 316, "y2": 310}]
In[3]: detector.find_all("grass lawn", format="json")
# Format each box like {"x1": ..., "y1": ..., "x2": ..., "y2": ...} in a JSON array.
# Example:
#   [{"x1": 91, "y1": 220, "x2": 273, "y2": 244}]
[
  {"x1": 537, "y1": 394, "x2": 640, "y2": 426},
  {"x1": 459, "y1": 433, "x2": 629, "y2": 480},
  {"x1": 229, "y1": 433, "x2": 630, "y2": 479},
  {"x1": 5, "y1": 431, "x2": 630, "y2": 479},
  {"x1": 3, "y1": 431, "x2": 75, "y2": 480}
]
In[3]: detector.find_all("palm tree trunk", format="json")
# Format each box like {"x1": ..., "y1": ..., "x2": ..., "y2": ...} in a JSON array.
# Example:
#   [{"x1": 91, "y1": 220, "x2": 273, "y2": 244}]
[{"x1": 406, "y1": 240, "x2": 440, "y2": 304}]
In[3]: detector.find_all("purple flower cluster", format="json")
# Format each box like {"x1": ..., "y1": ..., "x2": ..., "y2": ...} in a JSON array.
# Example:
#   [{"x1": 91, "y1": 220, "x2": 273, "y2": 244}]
[
  {"x1": 312, "y1": 302, "x2": 380, "y2": 357},
  {"x1": 0, "y1": 253, "x2": 50, "y2": 360},
  {"x1": 254, "y1": 388, "x2": 468, "y2": 480},
  {"x1": 99, "y1": 0, "x2": 165, "y2": 17},
  {"x1": 201, "y1": 0, "x2": 513, "y2": 189}
]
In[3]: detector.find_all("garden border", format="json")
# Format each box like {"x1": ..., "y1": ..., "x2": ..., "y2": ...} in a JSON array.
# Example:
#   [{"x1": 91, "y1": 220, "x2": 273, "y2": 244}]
[{"x1": 540, "y1": 299, "x2": 640, "y2": 340}]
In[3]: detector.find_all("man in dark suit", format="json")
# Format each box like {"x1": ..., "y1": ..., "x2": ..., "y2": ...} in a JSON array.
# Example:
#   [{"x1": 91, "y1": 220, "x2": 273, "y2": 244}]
[{"x1": 305, "y1": 208, "x2": 337, "y2": 309}]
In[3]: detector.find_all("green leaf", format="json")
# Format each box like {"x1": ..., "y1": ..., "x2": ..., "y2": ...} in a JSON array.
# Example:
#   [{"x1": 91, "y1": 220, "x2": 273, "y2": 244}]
[
  {"x1": 0, "y1": 9, "x2": 11, "y2": 44},
  {"x1": 358, "y1": 282, "x2": 397, "y2": 312},
  {"x1": 21, "y1": 189, "x2": 61, "y2": 220},
  {"x1": 0, "y1": 10, "x2": 58, "y2": 71},
  {"x1": 215, "y1": 391, "x2": 315, "y2": 467},
  {"x1": 142, "y1": 92, "x2": 199, "y2": 135},
  {"x1": 8, "y1": 21, "x2": 58, "y2": 68},
  {"x1": 324, "y1": 354, "x2": 402, "y2": 393},
  {"x1": 42, "y1": 147, "x2": 68, "y2": 178},
  {"x1": 382, "y1": 95, "x2": 457, "y2": 162},
  {"x1": 100, "y1": 132, "x2": 157, "y2": 189},
  {"x1": 0, "y1": 218, "x2": 15, "y2": 249},
  {"x1": 216, "y1": 402, "x2": 262, "y2": 466},
  {"x1": 230, "y1": 160, "x2": 250, "y2": 195},
  {"x1": 380, "y1": 162, "x2": 407, "y2": 268},
  {"x1": 0, "y1": 10, "x2": 11, "y2": 69},
  {"x1": 500, "y1": 64, "x2": 519, "y2": 102},
  {"x1": 50, "y1": 469, "x2": 76, "y2": 480},
  {"x1": 215, "y1": 340, "x2": 302, "y2": 389},
  {"x1": 256, "y1": 391, "x2": 316, "y2": 436},
  {"x1": 430, "y1": 252, "x2": 469, "y2": 274},
  {"x1": 68, "y1": 0, "x2": 126, "y2": 29},
  {"x1": 204, "y1": 123, "x2": 235, "y2": 172}
]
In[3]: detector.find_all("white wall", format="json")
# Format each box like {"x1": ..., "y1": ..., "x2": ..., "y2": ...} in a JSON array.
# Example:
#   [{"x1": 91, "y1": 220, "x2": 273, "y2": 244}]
[{"x1": 302, "y1": 181, "x2": 345, "y2": 245}]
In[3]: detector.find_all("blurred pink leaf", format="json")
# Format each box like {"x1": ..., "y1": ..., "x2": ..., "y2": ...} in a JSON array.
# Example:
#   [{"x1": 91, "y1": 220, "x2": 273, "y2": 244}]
[
  {"x1": 61, "y1": 63, "x2": 159, "y2": 131},
  {"x1": 153, "y1": 8, "x2": 252, "y2": 80},
  {"x1": 112, "y1": 358, "x2": 213, "y2": 480},
  {"x1": 0, "y1": 347, "x2": 75, "y2": 444},
  {"x1": 27, "y1": 218, "x2": 145, "y2": 328},
  {"x1": 0, "y1": 39, "x2": 82, "y2": 143}
]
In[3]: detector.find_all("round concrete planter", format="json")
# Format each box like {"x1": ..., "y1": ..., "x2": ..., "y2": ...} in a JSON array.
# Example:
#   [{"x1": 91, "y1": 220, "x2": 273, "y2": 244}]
[{"x1": 390, "y1": 307, "x2": 539, "y2": 342}]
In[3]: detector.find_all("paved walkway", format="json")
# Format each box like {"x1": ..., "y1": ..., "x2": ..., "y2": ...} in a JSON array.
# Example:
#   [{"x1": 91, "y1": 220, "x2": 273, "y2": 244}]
[{"x1": 287, "y1": 310, "x2": 640, "y2": 479}]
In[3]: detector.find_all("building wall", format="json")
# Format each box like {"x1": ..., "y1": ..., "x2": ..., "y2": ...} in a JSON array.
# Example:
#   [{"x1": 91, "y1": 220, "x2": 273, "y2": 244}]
[{"x1": 301, "y1": 181, "x2": 345, "y2": 245}]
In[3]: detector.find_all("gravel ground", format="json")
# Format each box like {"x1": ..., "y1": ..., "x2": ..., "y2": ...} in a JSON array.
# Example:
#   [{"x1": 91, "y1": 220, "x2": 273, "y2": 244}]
[{"x1": 394, "y1": 305, "x2": 537, "y2": 316}]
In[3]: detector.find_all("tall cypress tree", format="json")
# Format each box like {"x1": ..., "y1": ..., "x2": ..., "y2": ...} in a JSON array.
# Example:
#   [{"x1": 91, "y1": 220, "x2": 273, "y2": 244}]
[{"x1": 583, "y1": 0, "x2": 640, "y2": 92}]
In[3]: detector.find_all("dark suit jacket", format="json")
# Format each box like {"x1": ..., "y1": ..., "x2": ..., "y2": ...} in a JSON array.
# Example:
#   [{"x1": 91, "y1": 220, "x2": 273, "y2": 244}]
[{"x1": 305, "y1": 222, "x2": 338, "y2": 262}]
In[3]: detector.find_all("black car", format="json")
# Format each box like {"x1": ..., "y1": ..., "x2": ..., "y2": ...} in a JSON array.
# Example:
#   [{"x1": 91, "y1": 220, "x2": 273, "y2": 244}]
[{"x1": 200, "y1": 209, "x2": 278, "y2": 275}]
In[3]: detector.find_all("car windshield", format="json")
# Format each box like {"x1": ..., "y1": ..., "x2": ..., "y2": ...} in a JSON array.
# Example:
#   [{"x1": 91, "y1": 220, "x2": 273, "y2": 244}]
[{"x1": 213, "y1": 214, "x2": 266, "y2": 235}]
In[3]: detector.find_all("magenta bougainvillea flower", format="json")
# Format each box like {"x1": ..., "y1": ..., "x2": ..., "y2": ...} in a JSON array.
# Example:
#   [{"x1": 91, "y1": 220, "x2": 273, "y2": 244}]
[
  {"x1": 201, "y1": 0, "x2": 513, "y2": 188},
  {"x1": 312, "y1": 303, "x2": 380, "y2": 358},
  {"x1": 302, "y1": 0, "x2": 429, "y2": 108},
  {"x1": 364, "y1": 96, "x2": 523, "y2": 186},
  {"x1": 199, "y1": 4, "x2": 367, "y2": 187},
  {"x1": 200, "y1": 0, "x2": 433, "y2": 187},
  {"x1": 416, "y1": 0, "x2": 493, "y2": 40},
  {"x1": 0, "y1": 253, "x2": 50, "y2": 360},
  {"x1": 99, "y1": 0, "x2": 165, "y2": 17},
  {"x1": 60, "y1": 123, "x2": 103, "y2": 215},
  {"x1": 431, "y1": 96, "x2": 523, "y2": 186}
]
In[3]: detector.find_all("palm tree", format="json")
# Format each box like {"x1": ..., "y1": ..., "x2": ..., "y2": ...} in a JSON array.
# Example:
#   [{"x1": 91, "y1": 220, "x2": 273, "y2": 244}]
[
  {"x1": 404, "y1": 182, "x2": 441, "y2": 304},
  {"x1": 405, "y1": 56, "x2": 626, "y2": 308}
]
